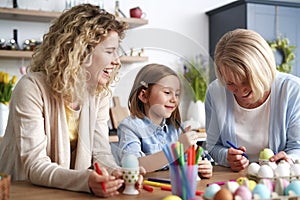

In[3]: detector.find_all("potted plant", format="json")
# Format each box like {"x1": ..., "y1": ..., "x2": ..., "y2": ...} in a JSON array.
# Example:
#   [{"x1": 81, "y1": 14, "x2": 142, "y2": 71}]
[
  {"x1": 180, "y1": 54, "x2": 210, "y2": 129},
  {"x1": 0, "y1": 71, "x2": 17, "y2": 136}
]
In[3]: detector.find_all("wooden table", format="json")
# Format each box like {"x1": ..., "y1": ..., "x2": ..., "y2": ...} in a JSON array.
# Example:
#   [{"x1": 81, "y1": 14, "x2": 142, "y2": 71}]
[{"x1": 9, "y1": 166, "x2": 246, "y2": 200}]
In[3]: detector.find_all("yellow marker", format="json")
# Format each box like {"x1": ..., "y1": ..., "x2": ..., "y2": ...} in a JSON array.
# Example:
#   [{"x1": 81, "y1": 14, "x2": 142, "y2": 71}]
[{"x1": 143, "y1": 180, "x2": 172, "y2": 188}]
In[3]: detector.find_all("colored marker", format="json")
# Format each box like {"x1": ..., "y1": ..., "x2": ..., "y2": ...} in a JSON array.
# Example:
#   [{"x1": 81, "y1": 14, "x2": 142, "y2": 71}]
[
  {"x1": 160, "y1": 185, "x2": 204, "y2": 196},
  {"x1": 147, "y1": 178, "x2": 171, "y2": 184},
  {"x1": 94, "y1": 162, "x2": 106, "y2": 192},
  {"x1": 142, "y1": 184, "x2": 154, "y2": 192},
  {"x1": 226, "y1": 140, "x2": 249, "y2": 159},
  {"x1": 143, "y1": 180, "x2": 171, "y2": 188}
]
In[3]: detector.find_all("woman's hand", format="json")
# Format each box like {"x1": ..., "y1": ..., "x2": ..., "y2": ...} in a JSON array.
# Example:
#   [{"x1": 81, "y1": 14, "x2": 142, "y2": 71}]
[
  {"x1": 112, "y1": 166, "x2": 146, "y2": 191},
  {"x1": 227, "y1": 146, "x2": 249, "y2": 172},
  {"x1": 269, "y1": 151, "x2": 294, "y2": 164},
  {"x1": 88, "y1": 167, "x2": 124, "y2": 197},
  {"x1": 198, "y1": 159, "x2": 213, "y2": 179}
]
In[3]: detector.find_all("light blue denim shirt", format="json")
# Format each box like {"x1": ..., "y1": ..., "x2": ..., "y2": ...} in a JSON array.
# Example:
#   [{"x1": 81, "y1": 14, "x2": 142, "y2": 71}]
[
  {"x1": 116, "y1": 116, "x2": 180, "y2": 164},
  {"x1": 205, "y1": 71, "x2": 300, "y2": 166}
]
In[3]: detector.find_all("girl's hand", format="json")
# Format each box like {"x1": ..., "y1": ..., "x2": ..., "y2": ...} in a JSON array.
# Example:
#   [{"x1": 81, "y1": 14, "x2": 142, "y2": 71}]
[
  {"x1": 269, "y1": 151, "x2": 294, "y2": 164},
  {"x1": 198, "y1": 159, "x2": 213, "y2": 179},
  {"x1": 88, "y1": 168, "x2": 124, "y2": 197},
  {"x1": 227, "y1": 146, "x2": 249, "y2": 172},
  {"x1": 178, "y1": 131, "x2": 199, "y2": 151}
]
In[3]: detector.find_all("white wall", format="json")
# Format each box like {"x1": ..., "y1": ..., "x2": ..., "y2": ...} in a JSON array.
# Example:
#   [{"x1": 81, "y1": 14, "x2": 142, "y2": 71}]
[{"x1": 0, "y1": 0, "x2": 236, "y2": 122}]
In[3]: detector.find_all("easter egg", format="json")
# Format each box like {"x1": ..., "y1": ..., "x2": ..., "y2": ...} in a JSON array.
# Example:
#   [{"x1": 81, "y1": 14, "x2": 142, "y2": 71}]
[
  {"x1": 236, "y1": 177, "x2": 248, "y2": 186},
  {"x1": 259, "y1": 148, "x2": 274, "y2": 165},
  {"x1": 252, "y1": 184, "x2": 271, "y2": 199},
  {"x1": 247, "y1": 162, "x2": 260, "y2": 176},
  {"x1": 257, "y1": 164, "x2": 274, "y2": 178},
  {"x1": 121, "y1": 154, "x2": 139, "y2": 168},
  {"x1": 275, "y1": 161, "x2": 290, "y2": 178},
  {"x1": 213, "y1": 188, "x2": 233, "y2": 200},
  {"x1": 233, "y1": 186, "x2": 252, "y2": 200},
  {"x1": 225, "y1": 181, "x2": 239, "y2": 193},
  {"x1": 284, "y1": 180, "x2": 300, "y2": 196},
  {"x1": 162, "y1": 195, "x2": 182, "y2": 200},
  {"x1": 203, "y1": 183, "x2": 221, "y2": 199},
  {"x1": 259, "y1": 178, "x2": 274, "y2": 192}
]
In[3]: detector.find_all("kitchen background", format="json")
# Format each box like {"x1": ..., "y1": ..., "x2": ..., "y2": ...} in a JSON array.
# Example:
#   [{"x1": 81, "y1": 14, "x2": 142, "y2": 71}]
[{"x1": 0, "y1": 0, "x2": 299, "y2": 129}]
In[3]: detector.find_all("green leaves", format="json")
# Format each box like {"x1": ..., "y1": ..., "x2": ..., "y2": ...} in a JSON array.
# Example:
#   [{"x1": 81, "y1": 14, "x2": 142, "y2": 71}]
[{"x1": 267, "y1": 37, "x2": 296, "y2": 73}]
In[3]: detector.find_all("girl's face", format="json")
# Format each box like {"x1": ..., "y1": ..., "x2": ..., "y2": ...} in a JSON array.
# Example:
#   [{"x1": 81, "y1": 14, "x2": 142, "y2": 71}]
[
  {"x1": 85, "y1": 31, "x2": 120, "y2": 87},
  {"x1": 143, "y1": 75, "x2": 180, "y2": 125}
]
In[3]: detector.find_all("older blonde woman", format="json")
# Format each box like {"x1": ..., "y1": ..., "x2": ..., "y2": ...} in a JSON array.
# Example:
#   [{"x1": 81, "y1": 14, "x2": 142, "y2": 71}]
[
  {"x1": 0, "y1": 4, "x2": 144, "y2": 197},
  {"x1": 206, "y1": 29, "x2": 300, "y2": 172}
]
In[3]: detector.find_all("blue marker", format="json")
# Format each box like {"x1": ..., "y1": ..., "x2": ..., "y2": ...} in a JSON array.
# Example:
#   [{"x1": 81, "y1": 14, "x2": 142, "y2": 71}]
[{"x1": 226, "y1": 140, "x2": 249, "y2": 159}]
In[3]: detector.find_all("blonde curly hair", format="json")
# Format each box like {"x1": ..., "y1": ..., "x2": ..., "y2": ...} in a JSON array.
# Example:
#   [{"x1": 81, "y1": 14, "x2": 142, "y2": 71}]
[{"x1": 29, "y1": 4, "x2": 128, "y2": 103}]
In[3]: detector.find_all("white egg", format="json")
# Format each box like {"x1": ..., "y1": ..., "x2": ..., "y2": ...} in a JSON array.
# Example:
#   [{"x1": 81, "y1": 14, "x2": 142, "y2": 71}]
[
  {"x1": 267, "y1": 161, "x2": 277, "y2": 170},
  {"x1": 248, "y1": 162, "x2": 260, "y2": 176},
  {"x1": 258, "y1": 165, "x2": 274, "y2": 178},
  {"x1": 290, "y1": 163, "x2": 300, "y2": 176},
  {"x1": 275, "y1": 163, "x2": 290, "y2": 177}
]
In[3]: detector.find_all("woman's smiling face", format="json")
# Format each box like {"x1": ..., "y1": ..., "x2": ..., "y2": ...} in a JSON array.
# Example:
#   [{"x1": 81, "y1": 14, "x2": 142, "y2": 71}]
[{"x1": 85, "y1": 31, "x2": 120, "y2": 87}]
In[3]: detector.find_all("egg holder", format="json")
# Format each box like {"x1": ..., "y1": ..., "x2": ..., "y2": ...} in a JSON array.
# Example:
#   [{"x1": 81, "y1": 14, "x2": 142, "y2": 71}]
[
  {"x1": 122, "y1": 167, "x2": 140, "y2": 195},
  {"x1": 0, "y1": 173, "x2": 10, "y2": 200}
]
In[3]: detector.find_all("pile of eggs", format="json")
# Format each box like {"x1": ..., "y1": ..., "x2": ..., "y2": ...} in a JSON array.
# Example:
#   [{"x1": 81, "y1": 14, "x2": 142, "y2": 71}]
[{"x1": 203, "y1": 176, "x2": 300, "y2": 199}]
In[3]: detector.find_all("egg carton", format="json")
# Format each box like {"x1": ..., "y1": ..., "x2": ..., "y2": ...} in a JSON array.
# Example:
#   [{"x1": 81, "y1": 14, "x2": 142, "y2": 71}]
[{"x1": 247, "y1": 174, "x2": 300, "y2": 183}]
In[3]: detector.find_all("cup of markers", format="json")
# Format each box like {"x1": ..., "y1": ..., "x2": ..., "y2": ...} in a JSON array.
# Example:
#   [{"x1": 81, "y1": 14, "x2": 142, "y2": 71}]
[{"x1": 163, "y1": 142, "x2": 203, "y2": 200}]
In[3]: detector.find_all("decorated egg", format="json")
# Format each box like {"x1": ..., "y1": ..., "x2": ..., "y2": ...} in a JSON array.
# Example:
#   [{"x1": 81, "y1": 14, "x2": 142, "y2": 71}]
[
  {"x1": 203, "y1": 183, "x2": 221, "y2": 199},
  {"x1": 225, "y1": 181, "x2": 240, "y2": 193},
  {"x1": 233, "y1": 186, "x2": 252, "y2": 200},
  {"x1": 259, "y1": 148, "x2": 274, "y2": 165},
  {"x1": 243, "y1": 179, "x2": 257, "y2": 191},
  {"x1": 247, "y1": 162, "x2": 260, "y2": 176},
  {"x1": 274, "y1": 178, "x2": 289, "y2": 195},
  {"x1": 252, "y1": 184, "x2": 271, "y2": 199},
  {"x1": 236, "y1": 177, "x2": 248, "y2": 186},
  {"x1": 257, "y1": 164, "x2": 274, "y2": 178},
  {"x1": 259, "y1": 178, "x2": 274, "y2": 192},
  {"x1": 213, "y1": 188, "x2": 233, "y2": 200},
  {"x1": 162, "y1": 195, "x2": 182, "y2": 200},
  {"x1": 284, "y1": 180, "x2": 300, "y2": 196}
]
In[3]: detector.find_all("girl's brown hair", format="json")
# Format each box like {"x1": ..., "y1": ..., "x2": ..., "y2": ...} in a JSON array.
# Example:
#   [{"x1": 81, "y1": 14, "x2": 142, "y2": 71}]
[{"x1": 128, "y1": 63, "x2": 181, "y2": 129}]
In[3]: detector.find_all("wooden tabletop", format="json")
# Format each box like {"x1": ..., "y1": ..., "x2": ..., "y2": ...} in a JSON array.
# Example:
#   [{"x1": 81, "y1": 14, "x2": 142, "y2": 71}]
[{"x1": 9, "y1": 166, "x2": 246, "y2": 200}]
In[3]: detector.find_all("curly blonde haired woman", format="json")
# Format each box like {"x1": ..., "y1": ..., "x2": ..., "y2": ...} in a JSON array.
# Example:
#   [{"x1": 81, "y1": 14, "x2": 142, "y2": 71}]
[{"x1": 0, "y1": 4, "x2": 144, "y2": 197}]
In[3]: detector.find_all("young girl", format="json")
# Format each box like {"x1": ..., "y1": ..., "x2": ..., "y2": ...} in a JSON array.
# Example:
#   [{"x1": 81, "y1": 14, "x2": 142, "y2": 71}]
[{"x1": 116, "y1": 63, "x2": 212, "y2": 178}]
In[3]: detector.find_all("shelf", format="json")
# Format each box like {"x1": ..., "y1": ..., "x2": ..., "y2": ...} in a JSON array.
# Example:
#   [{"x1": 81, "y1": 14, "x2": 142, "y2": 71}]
[
  {"x1": 0, "y1": 7, "x2": 60, "y2": 22},
  {"x1": 120, "y1": 55, "x2": 148, "y2": 63},
  {"x1": 0, "y1": 7, "x2": 148, "y2": 28},
  {"x1": 0, "y1": 50, "x2": 149, "y2": 63},
  {"x1": 116, "y1": 17, "x2": 148, "y2": 29},
  {"x1": 0, "y1": 50, "x2": 33, "y2": 59}
]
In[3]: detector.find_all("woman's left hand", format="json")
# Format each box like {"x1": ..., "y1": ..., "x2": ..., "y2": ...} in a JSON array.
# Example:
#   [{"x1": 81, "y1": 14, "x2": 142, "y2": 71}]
[
  {"x1": 112, "y1": 166, "x2": 146, "y2": 191},
  {"x1": 269, "y1": 151, "x2": 294, "y2": 164}
]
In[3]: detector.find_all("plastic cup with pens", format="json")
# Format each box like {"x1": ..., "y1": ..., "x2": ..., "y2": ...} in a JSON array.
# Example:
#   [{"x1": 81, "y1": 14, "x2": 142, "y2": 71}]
[{"x1": 163, "y1": 142, "x2": 202, "y2": 200}]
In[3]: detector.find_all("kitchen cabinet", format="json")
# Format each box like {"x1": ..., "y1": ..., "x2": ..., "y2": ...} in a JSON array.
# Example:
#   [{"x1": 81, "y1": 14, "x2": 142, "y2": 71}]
[
  {"x1": 0, "y1": 7, "x2": 148, "y2": 63},
  {"x1": 206, "y1": 0, "x2": 300, "y2": 77}
]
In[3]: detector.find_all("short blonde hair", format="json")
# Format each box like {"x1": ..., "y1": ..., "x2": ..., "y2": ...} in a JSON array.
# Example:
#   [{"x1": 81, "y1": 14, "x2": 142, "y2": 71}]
[
  {"x1": 30, "y1": 4, "x2": 128, "y2": 103},
  {"x1": 214, "y1": 29, "x2": 276, "y2": 102},
  {"x1": 129, "y1": 64, "x2": 181, "y2": 129}
]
